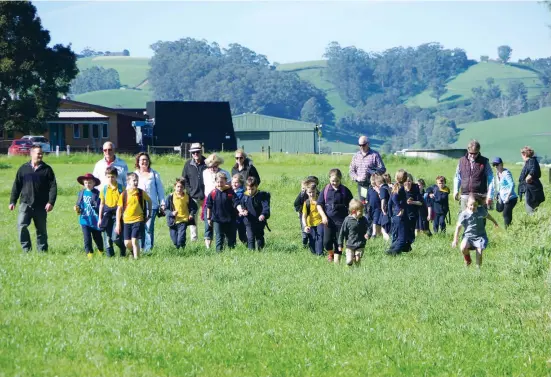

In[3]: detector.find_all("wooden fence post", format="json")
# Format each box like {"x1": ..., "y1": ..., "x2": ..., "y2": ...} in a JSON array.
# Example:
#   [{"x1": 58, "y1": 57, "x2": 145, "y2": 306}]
[
  {"x1": 268, "y1": 146, "x2": 271, "y2": 160},
  {"x1": 180, "y1": 142, "x2": 185, "y2": 158}
]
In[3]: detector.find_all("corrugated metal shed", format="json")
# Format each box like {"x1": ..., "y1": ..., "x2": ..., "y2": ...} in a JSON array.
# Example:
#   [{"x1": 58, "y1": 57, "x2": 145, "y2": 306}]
[{"x1": 232, "y1": 113, "x2": 318, "y2": 153}]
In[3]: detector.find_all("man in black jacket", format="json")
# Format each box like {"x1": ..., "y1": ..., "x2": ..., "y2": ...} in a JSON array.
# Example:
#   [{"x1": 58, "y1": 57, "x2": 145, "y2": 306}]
[
  {"x1": 182, "y1": 142, "x2": 206, "y2": 241},
  {"x1": 9, "y1": 145, "x2": 57, "y2": 252}
]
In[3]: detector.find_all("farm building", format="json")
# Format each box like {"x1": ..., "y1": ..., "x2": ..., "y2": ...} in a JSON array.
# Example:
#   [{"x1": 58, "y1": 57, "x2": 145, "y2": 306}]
[{"x1": 232, "y1": 113, "x2": 319, "y2": 153}]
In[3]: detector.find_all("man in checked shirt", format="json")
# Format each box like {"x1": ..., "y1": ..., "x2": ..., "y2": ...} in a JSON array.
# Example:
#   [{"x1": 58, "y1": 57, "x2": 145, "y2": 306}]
[{"x1": 348, "y1": 135, "x2": 386, "y2": 201}]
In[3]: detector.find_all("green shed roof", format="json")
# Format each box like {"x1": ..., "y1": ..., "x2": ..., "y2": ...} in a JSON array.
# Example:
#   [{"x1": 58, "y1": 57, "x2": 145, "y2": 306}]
[{"x1": 232, "y1": 113, "x2": 316, "y2": 132}]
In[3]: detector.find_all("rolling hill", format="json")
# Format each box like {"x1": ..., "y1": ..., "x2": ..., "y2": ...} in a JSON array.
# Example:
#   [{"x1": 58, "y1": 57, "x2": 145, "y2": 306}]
[
  {"x1": 77, "y1": 56, "x2": 150, "y2": 88},
  {"x1": 73, "y1": 88, "x2": 152, "y2": 108},
  {"x1": 453, "y1": 107, "x2": 551, "y2": 162},
  {"x1": 408, "y1": 61, "x2": 545, "y2": 108}
]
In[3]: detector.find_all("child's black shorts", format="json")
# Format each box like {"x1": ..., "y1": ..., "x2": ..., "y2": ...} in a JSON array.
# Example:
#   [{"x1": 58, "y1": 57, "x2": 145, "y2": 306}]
[{"x1": 124, "y1": 222, "x2": 144, "y2": 241}]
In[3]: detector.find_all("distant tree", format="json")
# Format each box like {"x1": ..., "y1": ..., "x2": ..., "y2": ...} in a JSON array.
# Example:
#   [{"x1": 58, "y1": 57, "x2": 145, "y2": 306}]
[
  {"x1": 0, "y1": 1, "x2": 78, "y2": 133},
  {"x1": 122, "y1": 49, "x2": 130, "y2": 56},
  {"x1": 480, "y1": 55, "x2": 489, "y2": 63},
  {"x1": 429, "y1": 79, "x2": 447, "y2": 103},
  {"x1": 70, "y1": 66, "x2": 121, "y2": 94},
  {"x1": 300, "y1": 97, "x2": 326, "y2": 124},
  {"x1": 507, "y1": 80, "x2": 528, "y2": 115},
  {"x1": 497, "y1": 45, "x2": 513, "y2": 64},
  {"x1": 80, "y1": 46, "x2": 96, "y2": 57}
]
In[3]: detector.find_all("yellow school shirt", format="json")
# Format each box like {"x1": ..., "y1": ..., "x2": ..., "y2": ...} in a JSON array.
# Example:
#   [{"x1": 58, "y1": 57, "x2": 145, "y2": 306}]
[
  {"x1": 100, "y1": 184, "x2": 122, "y2": 208},
  {"x1": 173, "y1": 193, "x2": 190, "y2": 224},
  {"x1": 302, "y1": 200, "x2": 322, "y2": 227},
  {"x1": 117, "y1": 188, "x2": 151, "y2": 224}
]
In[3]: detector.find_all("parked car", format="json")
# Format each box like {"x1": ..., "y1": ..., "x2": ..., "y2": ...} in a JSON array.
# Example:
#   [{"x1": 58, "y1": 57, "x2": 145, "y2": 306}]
[
  {"x1": 8, "y1": 139, "x2": 34, "y2": 156},
  {"x1": 22, "y1": 135, "x2": 51, "y2": 153}
]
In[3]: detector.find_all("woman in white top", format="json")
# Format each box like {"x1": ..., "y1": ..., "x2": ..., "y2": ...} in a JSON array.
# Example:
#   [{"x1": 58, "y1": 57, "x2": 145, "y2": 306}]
[
  {"x1": 202, "y1": 153, "x2": 230, "y2": 249},
  {"x1": 134, "y1": 152, "x2": 165, "y2": 252}
]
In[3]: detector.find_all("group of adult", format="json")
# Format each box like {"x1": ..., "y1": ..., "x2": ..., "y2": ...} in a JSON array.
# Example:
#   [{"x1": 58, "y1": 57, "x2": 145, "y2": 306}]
[{"x1": 7, "y1": 136, "x2": 546, "y2": 253}]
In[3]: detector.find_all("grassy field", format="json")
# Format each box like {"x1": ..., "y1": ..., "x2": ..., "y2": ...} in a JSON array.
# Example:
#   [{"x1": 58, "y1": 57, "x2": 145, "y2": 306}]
[
  {"x1": 1, "y1": 153, "x2": 550, "y2": 376},
  {"x1": 74, "y1": 88, "x2": 153, "y2": 109},
  {"x1": 77, "y1": 56, "x2": 150, "y2": 88},
  {"x1": 408, "y1": 62, "x2": 545, "y2": 108},
  {"x1": 454, "y1": 107, "x2": 551, "y2": 162}
]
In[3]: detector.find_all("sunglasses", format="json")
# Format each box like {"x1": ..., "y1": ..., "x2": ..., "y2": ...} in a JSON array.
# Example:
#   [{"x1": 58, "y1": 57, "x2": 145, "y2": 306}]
[
  {"x1": 358, "y1": 143, "x2": 368, "y2": 147},
  {"x1": 191, "y1": 151, "x2": 200, "y2": 155},
  {"x1": 235, "y1": 156, "x2": 244, "y2": 160},
  {"x1": 103, "y1": 148, "x2": 113, "y2": 152}
]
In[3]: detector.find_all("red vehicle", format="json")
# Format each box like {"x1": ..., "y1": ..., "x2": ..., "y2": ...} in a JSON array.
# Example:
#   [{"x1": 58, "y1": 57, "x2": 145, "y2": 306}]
[{"x1": 8, "y1": 139, "x2": 34, "y2": 156}]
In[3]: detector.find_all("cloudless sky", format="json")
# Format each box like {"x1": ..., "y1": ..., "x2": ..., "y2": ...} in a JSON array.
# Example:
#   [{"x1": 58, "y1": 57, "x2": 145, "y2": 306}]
[{"x1": 35, "y1": 1, "x2": 551, "y2": 63}]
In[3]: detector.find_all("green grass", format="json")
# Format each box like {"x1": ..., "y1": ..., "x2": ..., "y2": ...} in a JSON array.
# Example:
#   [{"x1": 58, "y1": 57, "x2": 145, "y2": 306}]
[
  {"x1": 408, "y1": 62, "x2": 546, "y2": 108},
  {"x1": 1, "y1": 153, "x2": 551, "y2": 375},
  {"x1": 454, "y1": 107, "x2": 551, "y2": 162},
  {"x1": 74, "y1": 88, "x2": 153, "y2": 108},
  {"x1": 77, "y1": 56, "x2": 150, "y2": 88},
  {"x1": 277, "y1": 60, "x2": 354, "y2": 120}
]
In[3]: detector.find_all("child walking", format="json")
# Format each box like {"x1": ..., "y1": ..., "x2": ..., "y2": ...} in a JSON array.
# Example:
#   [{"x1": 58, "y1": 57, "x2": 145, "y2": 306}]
[
  {"x1": 165, "y1": 178, "x2": 198, "y2": 249},
  {"x1": 294, "y1": 176, "x2": 319, "y2": 248},
  {"x1": 338, "y1": 199, "x2": 369, "y2": 266},
  {"x1": 317, "y1": 169, "x2": 354, "y2": 263},
  {"x1": 302, "y1": 183, "x2": 324, "y2": 256},
  {"x1": 116, "y1": 172, "x2": 152, "y2": 259},
  {"x1": 232, "y1": 174, "x2": 247, "y2": 244},
  {"x1": 452, "y1": 194, "x2": 499, "y2": 268},
  {"x1": 432, "y1": 176, "x2": 450, "y2": 233},
  {"x1": 206, "y1": 172, "x2": 239, "y2": 252},
  {"x1": 373, "y1": 175, "x2": 391, "y2": 241},
  {"x1": 237, "y1": 177, "x2": 271, "y2": 250},
  {"x1": 367, "y1": 174, "x2": 382, "y2": 238},
  {"x1": 98, "y1": 166, "x2": 125, "y2": 257},
  {"x1": 404, "y1": 173, "x2": 422, "y2": 249},
  {"x1": 74, "y1": 173, "x2": 104, "y2": 259},
  {"x1": 386, "y1": 169, "x2": 409, "y2": 255},
  {"x1": 415, "y1": 178, "x2": 433, "y2": 237}
]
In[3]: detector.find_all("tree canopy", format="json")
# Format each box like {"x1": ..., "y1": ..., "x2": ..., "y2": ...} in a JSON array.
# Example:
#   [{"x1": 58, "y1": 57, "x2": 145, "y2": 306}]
[
  {"x1": 0, "y1": 1, "x2": 78, "y2": 133},
  {"x1": 70, "y1": 67, "x2": 121, "y2": 94}
]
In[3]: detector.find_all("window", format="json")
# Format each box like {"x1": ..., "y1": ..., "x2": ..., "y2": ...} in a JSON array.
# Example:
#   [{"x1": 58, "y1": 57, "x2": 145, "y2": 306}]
[
  {"x1": 82, "y1": 124, "x2": 89, "y2": 139},
  {"x1": 102, "y1": 123, "x2": 109, "y2": 138},
  {"x1": 73, "y1": 124, "x2": 80, "y2": 139},
  {"x1": 92, "y1": 124, "x2": 99, "y2": 139}
]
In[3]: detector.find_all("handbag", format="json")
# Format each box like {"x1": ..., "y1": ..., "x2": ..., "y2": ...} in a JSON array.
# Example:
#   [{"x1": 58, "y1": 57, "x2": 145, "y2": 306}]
[
  {"x1": 153, "y1": 172, "x2": 166, "y2": 218},
  {"x1": 496, "y1": 198, "x2": 504, "y2": 213}
]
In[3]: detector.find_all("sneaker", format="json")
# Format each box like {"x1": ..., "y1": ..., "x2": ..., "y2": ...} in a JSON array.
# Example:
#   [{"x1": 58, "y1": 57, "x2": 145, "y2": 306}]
[
  {"x1": 97, "y1": 250, "x2": 104, "y2": 256},
  {"x1": 87, "y1": 253, "x2": 93, "y2": 260}
]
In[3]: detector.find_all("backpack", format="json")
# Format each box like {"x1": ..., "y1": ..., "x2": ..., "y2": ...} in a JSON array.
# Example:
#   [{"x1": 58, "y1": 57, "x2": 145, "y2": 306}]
[{"x1": 121, "y1": 188, "x2": 147, "y2": 218}]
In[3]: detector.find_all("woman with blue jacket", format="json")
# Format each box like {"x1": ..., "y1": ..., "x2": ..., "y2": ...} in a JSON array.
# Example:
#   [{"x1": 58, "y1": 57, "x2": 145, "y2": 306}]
[{"x1": 492, "y1": 157, "x2": 518, "y2": 228}]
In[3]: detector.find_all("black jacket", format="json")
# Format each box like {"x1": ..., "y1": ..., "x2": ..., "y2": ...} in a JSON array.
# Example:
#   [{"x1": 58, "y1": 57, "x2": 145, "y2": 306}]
[
  {"x1": 240, "y1": 191, "x2": 270, "y2": 220},
  {"x1": 164, "y1": 193, "x2": 198, "y2": 228},
  {"x1": 338, "y1": 215, "x2": 369, "y2": 249},
  {"x1": 206, "y1": 188, "x2": 239, "y2": 223},
  {"x1": 519, "y1": 157, "x2": 545, "y2": 207},
  {"x1": 10, "y1": 162, "x2": 57, "y2": 208},
  {"x1": 294, "y1": 191, "x2": 308, "y2": 212},
  {"x1": 182, "y1": 157, "x2": 207, "y2": 200},
  {"x1": 231, "y1": 159, "x2": 261, "y2": 185}
]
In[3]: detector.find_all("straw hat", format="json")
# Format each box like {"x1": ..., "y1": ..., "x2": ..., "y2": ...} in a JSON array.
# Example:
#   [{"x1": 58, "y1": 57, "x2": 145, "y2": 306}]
[{"x1": 189, "y1": 143, "x2": 202, "y2": 153}]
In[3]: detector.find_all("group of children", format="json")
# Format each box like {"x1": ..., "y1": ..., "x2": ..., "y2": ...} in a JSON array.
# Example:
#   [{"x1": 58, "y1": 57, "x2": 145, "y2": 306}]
[
  {"x1": 295, "y1": 169, "x2": 497, "y2": 268},
  {"x1": 73, "y1": 163, "x2": 497, "y2": 267},
  {"x1": 74, "y1": 168, "x2": 271, "y2": 259}
]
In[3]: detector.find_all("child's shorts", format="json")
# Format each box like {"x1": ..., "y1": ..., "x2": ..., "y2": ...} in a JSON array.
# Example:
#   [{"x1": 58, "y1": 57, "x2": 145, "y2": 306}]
[
  {"x1": 124, "y1": 222, "x2": 144, "y2": 241},
  {"x1": 463, "y1": 236, "x2": 488, "y2": 251},
  {"x1": 345, "y1": 248, "x2": 363, "y2": 265}
]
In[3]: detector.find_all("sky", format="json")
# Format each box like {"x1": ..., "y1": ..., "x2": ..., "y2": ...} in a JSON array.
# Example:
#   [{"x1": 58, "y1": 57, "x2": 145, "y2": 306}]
[{"x1": 34, "y1": 1, "x2": 551, "y2": 63}]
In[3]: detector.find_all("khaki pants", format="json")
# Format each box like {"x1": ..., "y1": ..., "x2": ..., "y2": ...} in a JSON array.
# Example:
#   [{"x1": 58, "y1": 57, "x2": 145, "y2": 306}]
[{"x1": 189, "y1": 198, "x2": 204, "y2": 241}]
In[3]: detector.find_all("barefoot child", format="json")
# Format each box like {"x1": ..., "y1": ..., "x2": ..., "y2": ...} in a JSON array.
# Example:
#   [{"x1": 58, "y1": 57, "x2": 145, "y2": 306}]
[
  {"x1": 452, "y1": 194, "x2": 498, "y2": 268},
  {"x1": 165, "y1": 178, "x2": 198, "y2": 249},
  {"x1": 74, "y1": 173, "x2": 104, "y2": 259},
  {"x1": 338, "y1": 199, "x2": 369, "y2": 266},
  {"x1": 302, "y1": 183, "x2": 324, "y2": 256},
  {"x1": 116, "y1": 173, "x2": 151, "y2": 259}
]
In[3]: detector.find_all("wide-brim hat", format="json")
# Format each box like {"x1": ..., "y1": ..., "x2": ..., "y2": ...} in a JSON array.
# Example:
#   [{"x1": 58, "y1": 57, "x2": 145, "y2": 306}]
[
  {"x1": 189, "y1": 142, "x2": 202, "y2": 152},
  {"x1": 77, "y1": 173, "x2": 101, "y2": 187}
]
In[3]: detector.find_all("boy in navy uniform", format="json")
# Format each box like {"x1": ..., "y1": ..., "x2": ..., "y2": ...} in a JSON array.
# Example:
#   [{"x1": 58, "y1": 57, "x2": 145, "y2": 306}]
[
  {"x1": 237, "y1": 177, "x2": 271, "y2": 250},
  {"x1": 206, "y1": 172, "x2": 239, "y2": 252}
]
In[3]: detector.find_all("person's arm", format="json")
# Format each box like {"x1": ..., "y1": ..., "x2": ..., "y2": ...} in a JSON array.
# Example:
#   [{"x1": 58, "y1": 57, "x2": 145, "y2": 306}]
[
  {"x1": 485, "y1": 162, "x2": 494, "y2": 199},
  {"x1": 451, "y1": 222, "x2": 463, "y2": 247},
  {"x1": 206, "y1": 193, "x2": 213, "y2": 225},
  {"x1": 9, "y1": 167, "x2": 23, "y2": 208},
  {"x1": 259, "y1": 193, "x2": 270, "y2": 221},
  {"x1": 337, "y1": 219, "x2": 348, "y2": 252},
  {"x1": 369, "y1": 152, "x2": 386, "y2": 175},
  {"x1": 47, "y1": 167, "x2": 57, "y2": 210},
  {"x1": 155, "y1": 172, "x2": 165, "y2": 207},
  {"x1": 316, "y1": 204, "x2": 328, "y2": 225},
  {"x1": 485, "y1": 212, "x2": 499, "y2": 227},
  {"x1": 115, "y1": 206, "x2": 122, "y2": 235},
  {"x1": 453, "y1": 163, "x2": 461, "y2": 200}
]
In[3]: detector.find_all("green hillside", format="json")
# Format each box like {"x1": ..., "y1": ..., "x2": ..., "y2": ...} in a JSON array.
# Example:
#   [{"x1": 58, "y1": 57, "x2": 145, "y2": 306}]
[
  {"x1": 74, "y1": 88, "x2": 152, "y2": 108},
  {"x1": 408, "y1": 62, "x2": 545, "y2": 108},
  {"x1": 277, "y1": 60, "x2": 354, "y2": 120},
  {"x1": 77, "y1": 56, "x2": 150, "y2": 88},
  {"x1": 453, "y1": 107, "x2": 551, "y2": 162}
]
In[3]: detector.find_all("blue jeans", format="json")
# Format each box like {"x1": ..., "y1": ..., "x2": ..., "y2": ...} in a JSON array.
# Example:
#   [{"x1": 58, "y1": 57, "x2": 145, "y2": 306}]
[
  {"x1": 170, "y1": 222, "x2": 188, "y2": 249},
  {"x1": 307, "y1": 224, "x2": 324, "y2": 256},
  {"x1": 141, "y1": 208, "x2": 158, "y2": 252},
  {"x1": 82, "y1": 225, "x2": 104, "y2": 253},
  {"x1": 213, "y1": 221, "x2": 236, "y2": 252},
  {"x1": 18, "y1": 203, "x2": 48, "y2": 252},
  {"x1": 103, "y1": 214, "x2": 125, "y2": 257}
]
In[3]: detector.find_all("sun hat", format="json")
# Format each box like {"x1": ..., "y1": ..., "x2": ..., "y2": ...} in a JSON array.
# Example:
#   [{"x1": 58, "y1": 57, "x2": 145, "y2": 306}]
[
  {"x1": 189, "y1": 143, "x2": 202, "y2": 153},
  {"x1": 77, "y1": 173, "x2": 101, "y2": 187}
]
